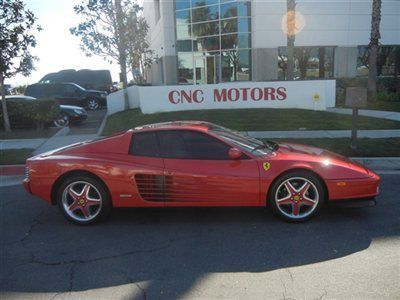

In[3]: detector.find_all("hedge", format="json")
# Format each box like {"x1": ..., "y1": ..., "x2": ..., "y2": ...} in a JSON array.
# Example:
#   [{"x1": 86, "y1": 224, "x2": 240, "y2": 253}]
[{"x1": 0, "y1": 99, "x2": 60, "y2": 130}]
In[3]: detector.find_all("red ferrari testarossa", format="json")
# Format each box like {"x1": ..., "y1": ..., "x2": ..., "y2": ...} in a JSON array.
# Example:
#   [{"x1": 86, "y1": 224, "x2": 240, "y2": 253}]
[{"x1": 23, "y1": 121, "x2": 380, "y2": 225}]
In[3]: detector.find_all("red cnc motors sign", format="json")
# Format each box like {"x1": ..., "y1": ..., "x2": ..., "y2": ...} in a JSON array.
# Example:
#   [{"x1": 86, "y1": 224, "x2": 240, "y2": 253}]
[
  {"x1": 168, "y1": 86, "x2": 287, "y2": 104},
  {"x1": 135, "y1": 80, "x2": 336, "y2": 114}
]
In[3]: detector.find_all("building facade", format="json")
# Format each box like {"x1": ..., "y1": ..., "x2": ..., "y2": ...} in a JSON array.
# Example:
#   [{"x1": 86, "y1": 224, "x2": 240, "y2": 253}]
[{"x1": 143, "y1": 0, "x2": 400, "y2": 86}]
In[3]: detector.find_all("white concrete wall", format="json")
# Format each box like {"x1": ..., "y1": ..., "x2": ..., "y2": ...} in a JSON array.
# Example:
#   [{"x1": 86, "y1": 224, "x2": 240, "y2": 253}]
[
  {"x1": 106, "y1": 86, "x2": 140, "y2": 115},
  {"x1": 106, "y1": 80, "x2": 336, "y2": 115}
]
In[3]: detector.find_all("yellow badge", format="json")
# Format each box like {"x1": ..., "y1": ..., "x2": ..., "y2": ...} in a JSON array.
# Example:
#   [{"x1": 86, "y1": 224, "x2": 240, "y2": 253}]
[{"x1": 263, "y1": 162, "x2": 271, "y2": 171}]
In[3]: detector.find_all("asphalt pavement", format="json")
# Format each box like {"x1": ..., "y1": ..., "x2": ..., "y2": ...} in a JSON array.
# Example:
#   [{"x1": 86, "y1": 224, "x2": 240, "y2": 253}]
[{"x1": 1, "y1": 174, "x2": 399, "y2": 299}]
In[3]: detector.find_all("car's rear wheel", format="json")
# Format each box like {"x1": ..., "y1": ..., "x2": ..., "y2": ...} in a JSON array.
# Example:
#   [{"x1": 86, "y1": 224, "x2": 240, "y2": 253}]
[
  {"x1": 87, "y1": 98, "x2": 99, "y2": 110},
  {"x1": 54, "y1": 113, "x2": 69, "y2": 127},
  {"x1": 269, "y1": 171, "x2": 325, "y2": 222},
  {"x1": 57, "y1": 176, "x2": 111, "y2": 225}
]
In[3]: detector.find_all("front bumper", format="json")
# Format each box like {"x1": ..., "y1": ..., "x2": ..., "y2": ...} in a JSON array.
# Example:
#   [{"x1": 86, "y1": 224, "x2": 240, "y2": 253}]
[{"x1": 327, "y1": 172, "x2": 380, "y2": 201}]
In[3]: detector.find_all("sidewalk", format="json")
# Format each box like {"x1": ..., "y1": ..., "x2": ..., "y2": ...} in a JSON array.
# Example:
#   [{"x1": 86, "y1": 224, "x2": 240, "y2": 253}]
[{"x1": 327, "y1": 108, "x2": 400, "y2": 122}]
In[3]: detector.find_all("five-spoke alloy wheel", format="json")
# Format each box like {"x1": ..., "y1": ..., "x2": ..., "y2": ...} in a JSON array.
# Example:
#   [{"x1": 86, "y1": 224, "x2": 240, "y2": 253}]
[
  {"x1": 269, "y1": 171, "x2": 325, "y2": 222},
  {"x1": 57, "y1": 176, "x2": 111, "y2": 225}
]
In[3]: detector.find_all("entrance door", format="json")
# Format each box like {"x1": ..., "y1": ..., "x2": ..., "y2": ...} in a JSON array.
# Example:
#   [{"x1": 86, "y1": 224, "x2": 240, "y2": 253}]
[{"x1": 194, "y1": 56, "x2": 216, "y2": 84}]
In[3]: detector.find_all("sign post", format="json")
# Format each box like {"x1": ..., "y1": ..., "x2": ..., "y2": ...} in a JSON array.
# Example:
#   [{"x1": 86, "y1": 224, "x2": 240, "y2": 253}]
[{"x1": 345, "y1": 87, "x2": 367, "y2": 150}]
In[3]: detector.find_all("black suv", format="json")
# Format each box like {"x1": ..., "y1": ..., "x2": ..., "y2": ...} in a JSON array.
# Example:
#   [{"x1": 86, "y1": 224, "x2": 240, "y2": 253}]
[{"x1": 25, "y1": 82, "x2": 107, "y2": 110}]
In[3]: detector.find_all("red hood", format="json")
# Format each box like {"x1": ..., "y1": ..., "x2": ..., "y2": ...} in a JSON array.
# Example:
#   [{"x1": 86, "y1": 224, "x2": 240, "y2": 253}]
[{"x1": 277, "y1": 142, "x2": 349, "y2": 161}]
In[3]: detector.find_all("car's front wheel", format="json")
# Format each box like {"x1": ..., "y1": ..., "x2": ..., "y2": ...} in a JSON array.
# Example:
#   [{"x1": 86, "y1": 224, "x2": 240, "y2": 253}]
[
  {"x1": 87, "y1": 98, "x2": 99, "y2": 110},
  {"x1": 57, "y1": 175, "x2": 111, "y2": 225},
  {"x1": 269, "y1": 171, "x2": 325, "y2": 222}
]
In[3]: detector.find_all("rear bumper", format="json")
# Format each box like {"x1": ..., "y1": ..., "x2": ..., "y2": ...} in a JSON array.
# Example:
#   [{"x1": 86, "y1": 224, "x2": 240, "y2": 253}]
[{"x1": 327, "y1": 172, "x2": 380, "y2": 201}]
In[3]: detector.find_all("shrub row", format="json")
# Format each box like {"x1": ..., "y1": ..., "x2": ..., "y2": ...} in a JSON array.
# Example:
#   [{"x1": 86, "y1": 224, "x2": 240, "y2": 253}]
[
  {"x1": 336, "y1": 77, "x2": 400, "y2": 105},
  {"x1": 0, "y1": 99, "x2": 59, "y2": 130}
]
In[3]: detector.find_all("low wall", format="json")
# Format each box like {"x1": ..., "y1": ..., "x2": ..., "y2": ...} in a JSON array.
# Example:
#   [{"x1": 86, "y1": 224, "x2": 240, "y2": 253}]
[
  {"x1": 106, "y1": 86, "x2": 140, "y2": 115},
  {"x1": 107, "y1": 80, "x2": 336, "y2": 115}
]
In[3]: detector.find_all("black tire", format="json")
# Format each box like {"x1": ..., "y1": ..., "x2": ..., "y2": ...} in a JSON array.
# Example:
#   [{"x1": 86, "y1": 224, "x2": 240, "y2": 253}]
[
  {"x1": 53, "y1": 113, "x2": 70, "y2": 127},
  {"x1": 56, "y1": 175, "x2": 112, "y2": 225},
  {"x1": 268, "y1": 170, "x2": 325, "y2": 222},
  {"x1": 87, "y1": 98, "x2": 99, "y2": 110}
]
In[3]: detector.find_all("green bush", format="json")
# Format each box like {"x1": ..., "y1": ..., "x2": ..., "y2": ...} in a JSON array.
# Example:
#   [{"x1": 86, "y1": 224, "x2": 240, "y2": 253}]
[
  {"x1": 374, "y1": 91, "x2": 400, "y2": 102},
  {"x1": 336, "y1": 77, "x2": 400, "y2": 106},
  {"x1": 0, "y1": 99, "x2": 60, "y2": 130}
]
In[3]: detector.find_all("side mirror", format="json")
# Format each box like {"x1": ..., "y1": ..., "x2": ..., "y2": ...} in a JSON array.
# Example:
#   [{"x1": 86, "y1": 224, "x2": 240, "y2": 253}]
[{"x1": 228, "y1": 147, "x2": 243, "y2": 160}]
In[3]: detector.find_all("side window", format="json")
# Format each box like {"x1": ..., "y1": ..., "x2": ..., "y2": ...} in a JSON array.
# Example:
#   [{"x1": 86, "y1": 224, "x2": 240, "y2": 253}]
[
  {"x1": 63, "y1": 84, "x2": 79, "y2": 96},
  {"x1": 129, "y1": 132, "x2": 160, "y2": 157},
  {"x1": 159, "y1": 130, "x2": 231, "y2": 160}
]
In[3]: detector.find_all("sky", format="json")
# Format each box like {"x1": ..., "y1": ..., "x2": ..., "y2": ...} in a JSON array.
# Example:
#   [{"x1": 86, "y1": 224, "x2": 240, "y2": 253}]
[{"x1": 9, "y1": 0, "x2": 143, "y2": 86}]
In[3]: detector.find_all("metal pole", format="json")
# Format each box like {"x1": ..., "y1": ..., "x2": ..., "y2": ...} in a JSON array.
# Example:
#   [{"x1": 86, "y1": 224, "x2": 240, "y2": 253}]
[{"x1": 350, "y1": 107, "x2": 358, "y2": 150}]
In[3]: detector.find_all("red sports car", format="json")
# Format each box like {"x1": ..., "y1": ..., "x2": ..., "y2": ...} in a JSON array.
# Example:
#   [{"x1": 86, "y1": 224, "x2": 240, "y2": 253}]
[{"x1": 23, "y1": 121, "x2": 380, "y2": 225}]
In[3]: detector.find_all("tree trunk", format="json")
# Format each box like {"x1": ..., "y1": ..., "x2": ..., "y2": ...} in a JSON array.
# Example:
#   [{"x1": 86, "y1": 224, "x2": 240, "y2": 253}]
[
  {"x1": 286, "y1": 0, "x2": 296, "y2": 80},
  {"x1": 318, "y1": 47, "x2": 325, "y2": 78},
  {"x1": 368, "y1": 0, "x2": 382, "y2": 97},
  {"x1": 0, "y1": 73, "x2": 11, "y2": 132},
  {"x1": 115, "y1": 0, "x2": 129, "y2": 110}
]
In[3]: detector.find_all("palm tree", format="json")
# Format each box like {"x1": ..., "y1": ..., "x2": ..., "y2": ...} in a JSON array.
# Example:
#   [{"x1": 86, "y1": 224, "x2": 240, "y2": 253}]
[{"x1": 368, "y1": 0, "x2": 382, "y2": 97}]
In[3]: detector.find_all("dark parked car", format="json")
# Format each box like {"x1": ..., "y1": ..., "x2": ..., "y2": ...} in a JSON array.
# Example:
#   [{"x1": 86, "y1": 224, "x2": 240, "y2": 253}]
[
  {"x1": 5, "y1": 95, "x2": 87, "y2": 127},
  {"x1": 25, "y1": 82, "x2": 107, "y2": 110},
  {"x1": 39, "y1": 69, "x2": 113, "y2": 93}
]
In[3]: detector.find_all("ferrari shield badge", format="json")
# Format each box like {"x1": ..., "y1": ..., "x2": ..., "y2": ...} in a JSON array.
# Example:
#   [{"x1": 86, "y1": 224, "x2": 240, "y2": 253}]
[{"x1": 263, "y1": 162, "x2": 271, "y2": 171}]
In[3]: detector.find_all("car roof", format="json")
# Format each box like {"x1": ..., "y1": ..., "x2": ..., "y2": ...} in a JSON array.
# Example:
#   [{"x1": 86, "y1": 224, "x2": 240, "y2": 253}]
[{"x1": 133, "y1": 121, "x2": 214, "y2": 132}]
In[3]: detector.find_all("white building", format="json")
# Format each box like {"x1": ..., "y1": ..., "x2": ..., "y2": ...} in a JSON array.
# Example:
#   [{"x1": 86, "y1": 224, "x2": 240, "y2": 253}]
[{"x1": 143, "y1": 0, "x2": 399, "y2": 85}]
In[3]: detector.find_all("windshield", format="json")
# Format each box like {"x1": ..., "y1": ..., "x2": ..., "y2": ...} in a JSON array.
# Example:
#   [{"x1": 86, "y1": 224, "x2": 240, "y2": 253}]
[{"x1": 210, "y1": 124, "x2": 278, "y2": 156}]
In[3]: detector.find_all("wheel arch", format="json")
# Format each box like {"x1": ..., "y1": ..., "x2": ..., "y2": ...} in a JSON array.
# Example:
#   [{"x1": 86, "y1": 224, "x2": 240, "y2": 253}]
[
  {"x1": 265, "y1": 167, "x2": 329, "y2": 207},
  {"x1": 51, "y1": 169, "x2": 111, "y2": 205}
]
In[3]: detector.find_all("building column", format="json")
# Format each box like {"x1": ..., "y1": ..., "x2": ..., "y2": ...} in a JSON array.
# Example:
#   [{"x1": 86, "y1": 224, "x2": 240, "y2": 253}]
[
  {"x1": 163, "y1": 55, "x2": 178, "y2": 85},
  {"x1": 334, "y1": 47, "x2": 358, "y2": 78},
  {"x1": 252, "y1": 48, "x2": 279, "y2": 81}
]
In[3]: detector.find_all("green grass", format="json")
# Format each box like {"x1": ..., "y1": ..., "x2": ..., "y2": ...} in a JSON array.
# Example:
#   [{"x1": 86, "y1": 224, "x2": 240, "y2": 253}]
[
  {"x1": 0, "y1": 127, "x2": 59, "y2": 139},
  {"x1": 269, "y1": 138, "x2": 400, "y2": 157},
  {"x1": 102, "y1": 108, "x2": 400, "y2": 136},
  {"x1": 0, "y1": 148, "x2": 34, "y2": 165}
]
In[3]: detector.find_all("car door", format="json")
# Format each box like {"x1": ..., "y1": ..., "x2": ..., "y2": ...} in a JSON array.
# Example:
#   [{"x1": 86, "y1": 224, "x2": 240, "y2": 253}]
[
  {"x1": 127, "y1": 131, "x2": 165, "y2": 205},
  {"x1": 158, "y1": 130, "x2": 260, "y2": 206},
  {"x1": 57, "y1": 84, "x2": 85, "y2": 106}
]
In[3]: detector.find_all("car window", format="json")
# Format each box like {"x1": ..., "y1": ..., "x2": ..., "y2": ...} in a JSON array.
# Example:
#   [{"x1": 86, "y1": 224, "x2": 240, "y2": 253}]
[
  {"x1": 63, "y1": 84, "x2": 80, "y2": 96},
  {"x1": 129, "y1": 132, "x2": 160, "y2": 157},
  {"x1": 158, "y1": 130, "x2": 231, "y2": 160}
]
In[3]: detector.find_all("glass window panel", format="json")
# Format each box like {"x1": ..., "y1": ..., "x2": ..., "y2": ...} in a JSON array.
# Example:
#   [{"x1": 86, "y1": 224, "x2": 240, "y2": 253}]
[
  {"x1": 221, "y1": 17, "x2": 250, "y2": 34},
  {"x1": 237, "y1": 1, "x2": 251, "y2": 17},
  {"x1": 221, "y1": 2, "x2": 237, "y2": 18},
  {"x1": 177, "y1": 25, "x2": 191, "y2": 40},
  {"x1": 192, "y1": 4, "x2": 219, "y2": 22},
  {"x1": 237, "y1": 17, "x2": 250, "y2": 32},
  {"x1": 191, "y1": 21, "x2": 219, "y2": 37},
  {"x1": 176, "y1": 0, "x2": 191, "y2": 10},
  {"x1": 221, "y1": 33, "x2": 250, "y2": 50},
  {"x1": 178, "y1": 53, "x2": 194, "y2": 84},
  {"x1": 176, "y1": 10, "x2": 190, "y2": 24},
  {"x1": 221, "y1": 49, "x2": 250, "y2": 82},
  {"x1": 193, "y1": 35, "x2": 220, "y2": 51},
  {"x1": 177, "y1": 40, "x2": 193, "y2": 52},
  {"x1": 191, "y1": 0, "x2": 219, "y2": 8}
]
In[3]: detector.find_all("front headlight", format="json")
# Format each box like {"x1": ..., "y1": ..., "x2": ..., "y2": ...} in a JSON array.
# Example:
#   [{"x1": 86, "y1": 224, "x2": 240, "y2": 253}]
[{"x1": 74, "y1": 109, "x2": 83, "y2": 114}]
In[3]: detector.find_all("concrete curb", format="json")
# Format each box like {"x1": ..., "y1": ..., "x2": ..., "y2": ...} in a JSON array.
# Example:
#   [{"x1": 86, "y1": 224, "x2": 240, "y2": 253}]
[{"x1": 97, "y1": 110, "x2": 108, "y2": 136}]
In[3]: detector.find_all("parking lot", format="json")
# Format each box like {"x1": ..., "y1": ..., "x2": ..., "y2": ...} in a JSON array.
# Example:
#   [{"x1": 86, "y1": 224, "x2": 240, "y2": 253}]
[
  {"x1": 1, "y1": 174, "x2": 399, "y2": 299},
  {"x1": 67, "y1": 109, "x2": 107, "y2": 136}
]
